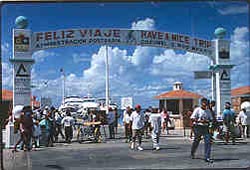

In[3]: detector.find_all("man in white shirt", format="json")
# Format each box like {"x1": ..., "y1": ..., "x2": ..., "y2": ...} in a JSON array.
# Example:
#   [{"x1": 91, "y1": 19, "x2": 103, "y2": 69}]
[
  {"x1": 61, "y1": 110, "x2": 75, "y2": 143},
  {"x1": 130, "y1": 104, "x2": 145, "y2": 151},
  {"x1": 123, "y1": 106, "x2": 132, "y2": 143},
  {"x1": 190, "y1": 98, "x2": 213, "y2": 163},
  {"x1": 149, "y1": 108, "x2": 161, "y2": 150}
]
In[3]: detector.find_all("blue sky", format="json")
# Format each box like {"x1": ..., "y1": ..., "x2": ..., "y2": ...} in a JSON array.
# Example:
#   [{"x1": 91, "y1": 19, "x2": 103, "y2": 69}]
[{"x1": 1, "y1": 2, "x2": 249, "y2": 107}]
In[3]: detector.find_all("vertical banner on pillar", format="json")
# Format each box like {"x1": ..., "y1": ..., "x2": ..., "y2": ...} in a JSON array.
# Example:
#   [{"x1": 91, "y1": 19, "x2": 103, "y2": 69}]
[
  {"x1": 219, "y1": 68, "x2": 231, "y2": 106},
  {"x1": 13, "y1": 29, "x2": 32, "y2": 59},
  {"x1": 13, "y1": 29, "x2": 33, "y2": 106},
  {"x1": 13, "y1": 62, "x2": 32, "y2": 106}
]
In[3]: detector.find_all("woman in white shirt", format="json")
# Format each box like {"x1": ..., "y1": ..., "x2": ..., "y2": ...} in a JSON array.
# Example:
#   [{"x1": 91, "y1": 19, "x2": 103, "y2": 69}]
[{"x1": 238, "y1": 108, "x2": 249, "y2": 138}]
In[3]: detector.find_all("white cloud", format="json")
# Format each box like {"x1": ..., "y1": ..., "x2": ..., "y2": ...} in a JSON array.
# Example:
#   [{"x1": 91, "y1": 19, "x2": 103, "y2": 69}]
[
  {"x1": 1, "y1": 43, "x2": 10, "y2": 56},
  {"x1": 217, "y1": 4, "x2": 248, "y2": 15},
  {"x1": 230, "y1": 27, "x2": 250, "y2": 88},
  {"x1": 32, "y1": 50, "x2": 58, "y2": 63},
  {"x1": 2, "y1": 62, "x2": 13, "y2": 89},
  {"x1": 132, "y1": 18, "x2": 155, "y2": 30}
]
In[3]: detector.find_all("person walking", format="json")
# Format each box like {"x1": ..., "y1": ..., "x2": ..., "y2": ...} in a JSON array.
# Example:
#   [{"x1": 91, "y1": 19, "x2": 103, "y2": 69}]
[
  {"x1": 54, "y1": 110, "x2": 65, "y2": 142},
  {"x1": 20, "y1": 106, "x2": 34, "y2": 151},
  {"x1": 149, "y1": 108, "x2": 161, "y2": 151},
  {"x1": 61, "y1": 110, "x2": 75, "y2": 143},
  {"x1": 130, "y1": 104, "x2": 145, "y2": 151},
  {"x1": 32, "y1": 120, "x2": 41, "y2": 149},
  {"x1": 123, "y1": 106, "x2": 132, "y2": 143},
  {"x1": 190, "y1": 98, "x2": 213, "y2": 163},
  {"x1": 114, "y1": 108, "x2": 120, "y2": 135},
  {"x1": 222, "y1": 102, "x2": 236, "y2": 144},
  {"x1": 238, "y1": 108, "x2": 249, "y2": 138},
  {"x1": 144, "y1": 108, "x2": 152, "y2": 138},
  {"x1": 208, "y1": 100, "x2": 218, "y2": 140},
  {"x1": 161, "y1": 108, "x2": 170, "y2": 135},
  {"x1": 107, "y1": 108, "x2": 116, "y2": 139}
]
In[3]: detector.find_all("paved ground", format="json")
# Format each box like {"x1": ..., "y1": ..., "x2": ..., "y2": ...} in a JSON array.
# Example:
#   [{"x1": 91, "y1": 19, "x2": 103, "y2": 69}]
[{"x1": 3, "y1": 128, "x2": 250, "y2": 170}]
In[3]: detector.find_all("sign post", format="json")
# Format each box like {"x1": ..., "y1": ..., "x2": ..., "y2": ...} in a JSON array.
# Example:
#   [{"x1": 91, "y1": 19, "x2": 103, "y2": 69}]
[
  {"x1": 121, "y1": 97, "x2": 133, "y2": 110},
  {"x1": 7, "y1": 25, "x2": 35, "y2": 148}
]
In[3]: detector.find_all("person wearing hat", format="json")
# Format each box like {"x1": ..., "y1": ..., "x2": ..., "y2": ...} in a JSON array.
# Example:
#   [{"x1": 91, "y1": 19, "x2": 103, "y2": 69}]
[
  {"x1": 130, "y1": 104, "x2": 145, "y2": 151},
  {"x1": 190, "y1": 98, "x2": 213, "y2": 163},
  {"x1": 222, "y1": 102, "x2": 236, "y2": 144}
]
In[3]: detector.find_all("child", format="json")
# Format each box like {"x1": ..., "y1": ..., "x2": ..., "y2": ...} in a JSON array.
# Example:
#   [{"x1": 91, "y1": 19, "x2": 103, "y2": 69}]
[
  {"x1": 149, "y1": 108, "x2": 161, "y2": 150},
  {"x1": 33, "y1": 120, "x2": 41, "y2": 149}
]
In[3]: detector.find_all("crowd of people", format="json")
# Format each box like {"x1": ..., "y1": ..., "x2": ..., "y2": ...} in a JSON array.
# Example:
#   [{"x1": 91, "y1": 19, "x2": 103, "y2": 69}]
[
  {"x1": 6, "y1": 105, "x2": 76, "y2": 152},
  {"x1": 5, "y1": 99, "x2": 250, "y2": 163}
]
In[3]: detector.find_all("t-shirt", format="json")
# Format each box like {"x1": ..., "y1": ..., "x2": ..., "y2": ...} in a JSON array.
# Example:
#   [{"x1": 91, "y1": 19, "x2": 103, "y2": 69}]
[
  {"x1": 130, "y1": 111, "x2": 145, "y2": 130},
  {"x1": 222, "y1": 109, "x2": 235, "y2": 125},
  {"x1": 107, "y1": 112, "x2": 115, "y2": 125},
  {"x1": 149, "y1": 113, "x2": 161, "y2": 134},
  {"x1": 238, "y1": 111, "x2": 248, "y2": 125},
  {"x1": 61, "y1": 116, "x2": 74, "y2": 127},
  {"x1": 190, "y1": 107, "x2": 212, "y2": 126},
  {"x1": 123, "y1": 110, "x2": 131, "y2": 124}
]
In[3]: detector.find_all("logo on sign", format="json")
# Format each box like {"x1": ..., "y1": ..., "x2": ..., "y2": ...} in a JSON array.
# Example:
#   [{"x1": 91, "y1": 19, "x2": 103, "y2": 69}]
[
  {"x1": 220, "y1": 69, "x2": 230, "y2": 80},
  {"x1": 14, "y1": 33, "x2": 30, "y2": 52},
  {"x1": 219, "y1": 48, "x2": 229, "y2": 59},
  {"x1": 16, "y1": 63, "x2": 30, "y2": 77}
]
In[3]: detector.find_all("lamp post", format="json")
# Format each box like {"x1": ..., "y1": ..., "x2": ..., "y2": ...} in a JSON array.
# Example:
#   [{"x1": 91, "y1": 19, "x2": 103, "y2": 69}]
[
  {"x1": 30, "y1": 84, "x2": 37, "y2": 110},
  {"x1": 60, "y1": 68, "x2": 66, "y2": 106},
  {"x1": 105, "y1": 46, "x2": 110, "y2": 114}
]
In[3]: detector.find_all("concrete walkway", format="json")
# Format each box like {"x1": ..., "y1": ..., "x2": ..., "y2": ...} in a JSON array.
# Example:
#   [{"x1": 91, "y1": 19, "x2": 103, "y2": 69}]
[{"x1": 2, "y1": 128, "x2": 250, "y2": 170}]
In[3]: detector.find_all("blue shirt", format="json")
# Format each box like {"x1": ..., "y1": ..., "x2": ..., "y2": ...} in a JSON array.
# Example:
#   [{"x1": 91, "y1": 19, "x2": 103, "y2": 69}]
[
  {"x1": 108, "y1": 112, "x2": 115, "y2": 125},
  {"x1": 222, "y1": 109, "x2": 235, "y2": 123}
]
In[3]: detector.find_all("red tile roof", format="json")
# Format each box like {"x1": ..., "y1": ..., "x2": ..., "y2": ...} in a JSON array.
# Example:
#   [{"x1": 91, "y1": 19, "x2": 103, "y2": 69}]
[
  {"x1": 2, "y1": 89, "x2": 13, "y2": 101},
  {"x1": 231, "y1": 86, "x2": 250, "y2": 97},
  {"x1": 2, "y1": 89, "x2": 40, "y2": 107},
  {"x1": 155, "y1": 89, "x2": 203, "y2": 99}
]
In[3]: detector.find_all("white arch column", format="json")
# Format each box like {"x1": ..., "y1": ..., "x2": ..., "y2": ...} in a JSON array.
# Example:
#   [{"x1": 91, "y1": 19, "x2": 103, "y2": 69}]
[
  {"x1": 212, "y1": 28, "x2": 234, "y2": 116},
  {"x1": 6, "y1": 28, "x2": 35, "y2": 148}
]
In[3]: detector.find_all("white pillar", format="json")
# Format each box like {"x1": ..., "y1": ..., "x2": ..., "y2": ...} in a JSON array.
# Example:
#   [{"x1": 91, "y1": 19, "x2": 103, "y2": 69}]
[{"x1": 214, "y1": 38, "x2": 233, "y2": 115}]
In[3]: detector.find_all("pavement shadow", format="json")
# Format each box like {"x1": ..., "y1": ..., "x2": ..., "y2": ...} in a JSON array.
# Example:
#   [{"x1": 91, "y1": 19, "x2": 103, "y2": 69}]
[
  {"x1": 214, "y1": 142, "x2": 248, "y2": 145},
  {"x1": 142, "y1": 146, "x2": 181, "y2": 151},
  {"x1": 45, "y1": 164, "x2": 65, "y2": 170},
  {"x1": 212, "y1": 158, "x2": 240, "y2": 162}
]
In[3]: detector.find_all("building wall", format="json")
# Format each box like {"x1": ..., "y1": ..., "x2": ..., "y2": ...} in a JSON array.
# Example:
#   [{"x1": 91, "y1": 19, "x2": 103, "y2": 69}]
[{"x1": 232, "y1": 96, "x2": 250, "y2": 114}]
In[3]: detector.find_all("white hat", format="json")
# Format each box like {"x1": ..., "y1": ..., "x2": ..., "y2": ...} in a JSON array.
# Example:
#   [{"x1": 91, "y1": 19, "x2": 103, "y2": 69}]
[{"x1": 12, "y1": 105, "x2": 24, "y2": 119}]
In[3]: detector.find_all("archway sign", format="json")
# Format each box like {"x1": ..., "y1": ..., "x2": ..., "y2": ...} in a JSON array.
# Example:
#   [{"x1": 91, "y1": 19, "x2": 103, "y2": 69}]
[{"x1": 11, "y1": 17, "x2": 233, "y2": 117}]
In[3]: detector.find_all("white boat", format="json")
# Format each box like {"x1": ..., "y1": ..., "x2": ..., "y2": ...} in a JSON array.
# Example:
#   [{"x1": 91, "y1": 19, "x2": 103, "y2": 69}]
[
  {"x1": 61, "y1": 96, "x2": 84, "y2": 108},
  {"x1": 80, "y1": 96, "x2": 100, "y2": 111},
  {"x1": 97, "y1": 98, "x2": 119, "y2": 111}
]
